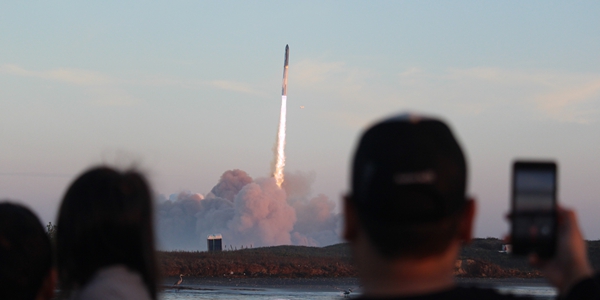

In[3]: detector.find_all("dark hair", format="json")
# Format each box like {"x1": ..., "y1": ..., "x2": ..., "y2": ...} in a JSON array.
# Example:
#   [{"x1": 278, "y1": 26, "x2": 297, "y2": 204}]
[
  {"x1": 0, "y1": 201, "x2": 53, "y2": 300},
  {"x1": 56, "y1": 166, "x2": 158, "y2": 299}
]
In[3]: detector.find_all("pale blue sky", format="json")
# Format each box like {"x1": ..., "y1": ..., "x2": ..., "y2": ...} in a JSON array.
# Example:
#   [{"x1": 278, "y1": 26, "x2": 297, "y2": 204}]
[{"x1": 1, "y1": 1, "x2": 600, "y2": 239}]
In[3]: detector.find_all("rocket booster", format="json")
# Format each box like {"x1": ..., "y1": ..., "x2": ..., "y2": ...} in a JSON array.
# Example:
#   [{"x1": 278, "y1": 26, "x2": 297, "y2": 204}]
[
  {"x1": 282, "y1": 45, "x2": 289, "y2": 96},
  {"x1": 274, "y1": 45, "x2": 289, "y2": 187}
]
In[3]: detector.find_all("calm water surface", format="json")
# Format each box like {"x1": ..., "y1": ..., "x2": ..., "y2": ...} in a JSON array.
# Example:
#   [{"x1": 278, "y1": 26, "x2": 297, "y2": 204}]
[
  {"x1": 159, "y1": 284, "x2": 557, "y2": 300},
  {"x1": 161, "y1": 289, "x2": 344, "y2": 300}
]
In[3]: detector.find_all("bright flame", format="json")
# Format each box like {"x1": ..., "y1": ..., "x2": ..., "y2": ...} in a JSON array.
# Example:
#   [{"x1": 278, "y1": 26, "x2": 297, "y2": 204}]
[{"x1": 274, "y1": 95, "x2": 287, "y2": 187}]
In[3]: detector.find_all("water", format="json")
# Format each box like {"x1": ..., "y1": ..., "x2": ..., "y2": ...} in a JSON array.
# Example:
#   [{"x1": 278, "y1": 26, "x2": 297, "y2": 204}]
[
  {"x1": 161, "y1": 288, "x2": 345, "y2": 300},
  {"x1": 496, "y1": 285, "x2": 557, "y2": 299},
  {"x1": 159, "y1": 284, "x2": 557, "y2": 300}
]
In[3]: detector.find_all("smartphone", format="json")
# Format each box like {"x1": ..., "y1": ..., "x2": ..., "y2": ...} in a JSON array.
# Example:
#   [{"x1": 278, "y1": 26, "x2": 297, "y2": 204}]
[{"x1": 510, "y1": 161, "x2": 558, "y2": 258}]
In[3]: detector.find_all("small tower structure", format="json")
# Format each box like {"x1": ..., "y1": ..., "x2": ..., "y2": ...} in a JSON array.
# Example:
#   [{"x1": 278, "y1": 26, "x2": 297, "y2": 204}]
[{"x1": 207, "y1": 234, "x2": 222, "y2": 252}]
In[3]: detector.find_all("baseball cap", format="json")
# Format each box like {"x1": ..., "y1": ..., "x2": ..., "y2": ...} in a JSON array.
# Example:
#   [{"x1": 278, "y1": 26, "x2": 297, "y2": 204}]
[{"x1": 351, "y1": 113, "x2": 467, "y2": 225}]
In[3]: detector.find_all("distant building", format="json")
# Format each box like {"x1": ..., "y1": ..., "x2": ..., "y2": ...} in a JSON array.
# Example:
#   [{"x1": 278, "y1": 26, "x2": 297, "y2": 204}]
[{"x1": 207, "y1": 234, "x2": 223, "y2": 252}]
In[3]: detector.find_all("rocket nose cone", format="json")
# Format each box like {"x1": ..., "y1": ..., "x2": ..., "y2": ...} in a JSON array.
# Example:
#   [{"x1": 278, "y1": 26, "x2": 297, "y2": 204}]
[{"x1": 286, "y1": 44, "x2": 289, "y2": 50}]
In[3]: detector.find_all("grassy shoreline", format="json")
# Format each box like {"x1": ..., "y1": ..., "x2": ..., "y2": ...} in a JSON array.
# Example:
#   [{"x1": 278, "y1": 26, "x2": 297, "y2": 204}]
[{"x1": 158, "y1": 238, "x2": 600, "y2": 279}]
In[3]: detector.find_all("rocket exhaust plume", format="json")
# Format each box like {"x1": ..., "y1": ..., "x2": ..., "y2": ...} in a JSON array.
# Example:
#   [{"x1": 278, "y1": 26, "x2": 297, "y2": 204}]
[{"x1": 273, "y1": 45, "x2": 289, "y2": 188}]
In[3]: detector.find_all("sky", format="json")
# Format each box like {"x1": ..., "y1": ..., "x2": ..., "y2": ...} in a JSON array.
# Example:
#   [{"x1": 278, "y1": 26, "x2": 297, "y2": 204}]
[{"x1": 1, "y1": 1, "x2": 600, "y2": 240}]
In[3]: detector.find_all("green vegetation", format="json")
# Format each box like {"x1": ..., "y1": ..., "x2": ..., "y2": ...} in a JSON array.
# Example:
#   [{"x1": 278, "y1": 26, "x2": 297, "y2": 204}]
[
  {"x1": 158, "y1": 244, "x2": 354, "y2": 278},
  {"x1": 459, "y1": 238, "x2": 600, "y2": 277},
  {"x1": 457, "y1": 238, "x2": 540, "y2": 278},
  {"x1": 158, "y1": 239, "x2": 600, "y2": 278},
  {"x1": 460, "y1": 238, "x2": 534, "y2": 272}
]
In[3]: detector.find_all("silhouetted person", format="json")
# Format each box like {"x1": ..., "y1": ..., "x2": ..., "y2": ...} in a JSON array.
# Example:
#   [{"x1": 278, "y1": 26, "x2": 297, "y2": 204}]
[
  {"x1": 56, "y1": 166, "x2": 159, "y2": 300},
  {"x1": 343, "y1": 113, "x2": 599, "y2": 299},
  {"x1": 0, "y1": 201, "x2": 56, "y2": 300}
]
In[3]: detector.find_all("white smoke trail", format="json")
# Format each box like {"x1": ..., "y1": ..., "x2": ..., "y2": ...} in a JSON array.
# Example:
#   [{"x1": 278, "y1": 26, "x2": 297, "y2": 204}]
[{"x1": 273, "y1": 95, "x2": 287, "y2": 187}]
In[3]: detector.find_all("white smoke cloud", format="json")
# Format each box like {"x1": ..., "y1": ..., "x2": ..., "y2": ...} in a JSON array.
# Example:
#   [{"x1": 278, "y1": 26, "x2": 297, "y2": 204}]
[
  {"x1": 155, "y1": 191, "x2": 205, "y2": 250},
  {"x1": 194, "y1": 196, "x2": 235, "y2": 246},
  {"x1": 227, "y1": 177, "x2": 296, "y2": 247},
  {"x1": 290, "y1": 194, "x2": 341, "y2": 246},
  {"x1": 282, "y1": 171, "x2": 342, "y2": 246},
  {"x1": 210, "y1": 169, "x2": 253, "y2": 201},
  {"x1": 155, "y1": 169, "x2": 342, "y2": 251}
]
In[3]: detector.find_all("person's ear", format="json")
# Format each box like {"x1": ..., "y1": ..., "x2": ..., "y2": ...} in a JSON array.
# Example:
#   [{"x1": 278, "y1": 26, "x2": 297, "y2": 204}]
[
  {"x1": 35, "y1": 268, "x2": 57, "y2": 300},
  {"x1": 458, "y1": 198, "x2": 476, "y2": 244},
  {"x1": 343, "y1": 195, "x2": 359, "y2": 242}
]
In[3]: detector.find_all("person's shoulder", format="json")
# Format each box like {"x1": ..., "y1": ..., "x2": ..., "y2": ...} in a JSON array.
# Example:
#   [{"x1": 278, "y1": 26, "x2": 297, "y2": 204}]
[
  {"x1": 355, "y1": 286, "x2": 526, "y2": 300},
  {"x1": 73, "y1": 265, "x2": 151, "y2": 300},
  {"x1": 563, "y1": 273, "x2": 600, "y2": 300}
]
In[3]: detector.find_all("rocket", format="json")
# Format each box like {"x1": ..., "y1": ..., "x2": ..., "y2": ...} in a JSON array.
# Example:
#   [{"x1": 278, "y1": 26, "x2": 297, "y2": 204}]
[
  {"x1": 273, "y1": 45, "x2": 289, "y2": 188},
  {"x1": 282, "y1": 45, "x2": 289, "y2": 96}
]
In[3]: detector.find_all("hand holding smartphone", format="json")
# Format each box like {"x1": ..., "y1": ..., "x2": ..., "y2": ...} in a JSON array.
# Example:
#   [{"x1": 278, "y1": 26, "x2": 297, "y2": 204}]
[{"x1": 511, "y1": 161, "x2": 558, "y2": 258}]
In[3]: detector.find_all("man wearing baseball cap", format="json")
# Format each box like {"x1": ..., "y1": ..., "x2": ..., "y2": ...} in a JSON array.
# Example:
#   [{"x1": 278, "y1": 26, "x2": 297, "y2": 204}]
[{"x1": 344, "y1": 113, "x2": 599, "y2": 299}]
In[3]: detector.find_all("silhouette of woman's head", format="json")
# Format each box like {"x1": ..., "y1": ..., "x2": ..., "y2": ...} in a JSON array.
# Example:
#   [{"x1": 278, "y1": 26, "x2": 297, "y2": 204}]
[
  {"x1": 0, "y1": 202, "x2": 53, "y2": 300},
  {"x1": 56, "y1": 166, "x2": 157, "y2": 299}
]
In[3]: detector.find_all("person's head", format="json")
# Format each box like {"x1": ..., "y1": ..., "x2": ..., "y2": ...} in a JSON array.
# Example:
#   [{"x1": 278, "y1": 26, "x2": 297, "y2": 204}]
[
  {"x1": 56, "y1": 166, "x2": 158, "y2": 299},
  {"x1": 0, "y1": 201, "x2": 56, "y2": 300},
  {"x1": 344, "y1": 113, "x2": 475, "y2": 260}
]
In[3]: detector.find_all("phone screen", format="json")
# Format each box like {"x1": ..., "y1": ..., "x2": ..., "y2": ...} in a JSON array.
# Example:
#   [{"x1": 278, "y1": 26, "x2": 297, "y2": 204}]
[{"x1": 511, "y1": 162, "x2": 557, "y2": 257}]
